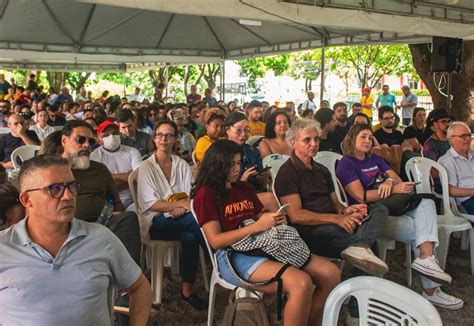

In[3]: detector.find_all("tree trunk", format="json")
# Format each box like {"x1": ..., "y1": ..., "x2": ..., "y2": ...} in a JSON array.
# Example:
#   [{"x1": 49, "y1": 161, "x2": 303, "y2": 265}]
[
  {"x1": 183, "y1": 66, "x2": 190, "y2": 96},
  {"x1": 409, "y1": 42, "x2": 474, "y2": 121},
  {"x1": 46, "y1": 72, "x2": 67, "y2": 92}
]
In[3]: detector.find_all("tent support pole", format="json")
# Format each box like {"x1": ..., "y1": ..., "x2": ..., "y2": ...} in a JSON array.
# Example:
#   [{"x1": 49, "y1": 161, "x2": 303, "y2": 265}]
[
  {"x1": 220, "y1": 57, "x2": 225, "y2": 102},
  {"x1": 319, "y1": 39, "x2": 326, "y2": 105}
]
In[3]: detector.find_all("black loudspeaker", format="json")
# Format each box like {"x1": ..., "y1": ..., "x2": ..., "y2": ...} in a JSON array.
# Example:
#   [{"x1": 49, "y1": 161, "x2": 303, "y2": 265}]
[{"x1": 431, "y1": 37, "x2": 463, "y2": 73}]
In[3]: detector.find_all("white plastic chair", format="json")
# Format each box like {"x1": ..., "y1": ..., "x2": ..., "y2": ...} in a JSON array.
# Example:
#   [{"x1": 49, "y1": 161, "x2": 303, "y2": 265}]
[
  {"x1": 191, "y1": 150, "x2": 198, "y2": 167},
  {"x1": 314, "y1": 151, "x2": 348, "y2": 207},
  {"x1": 262, "y1": 153, "x2": 289, "y2": 189},
  {"x1": 51, "y1": 125, "x2": 63, "y2": 132},
  {"x1": 0, "y1": 127, "x2": 10, "y2": 135},
  {"x1": 128, "y1": 168, "x2": 209, "y2": 304},
  {"x1": 11, "y1": 144, "x2": 40, "y2": 170},
  {"x1": 190, "y1": 199, "x2": 240, "y2": 326},
  {"x1": 449, "y1": 198, "x2": 474, "y2": 274},
  {"x1": 245, "y1": 135, "x2": 264, "y2": 147},
  {"x1": 405, "y1": 156, "x2": 472, "y2": 271},
  {"x1": 322, "y1": 276, "x2": 443, "y2": 325}
]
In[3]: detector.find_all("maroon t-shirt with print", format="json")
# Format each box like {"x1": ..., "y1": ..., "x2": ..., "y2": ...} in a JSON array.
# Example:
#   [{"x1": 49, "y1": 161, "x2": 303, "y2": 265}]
[{"x1": 193, "y1": 181, "x2": 263, "y2": 232}]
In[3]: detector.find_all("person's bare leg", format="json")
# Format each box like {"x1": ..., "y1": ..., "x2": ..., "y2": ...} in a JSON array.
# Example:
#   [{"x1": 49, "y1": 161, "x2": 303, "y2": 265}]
[
  {"x1": 303, "y1": 255, "x2": 341, "y2": 326},
  {"x1": 250, "y1": 260, "x2": 313, "y2": 326},
  {"x1": 418, "y1": 242, "x2": 433, "y2": 259}
]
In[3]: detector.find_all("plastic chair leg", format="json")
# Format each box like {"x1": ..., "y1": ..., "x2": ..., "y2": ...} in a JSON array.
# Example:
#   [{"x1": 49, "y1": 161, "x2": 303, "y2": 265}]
[
  {"x1": 437, "y1": 229, "x2": 451, "y2": 270},
  {"x1": 200, "y1": 248, "x2": 209, "y2": 292},
  {"x1": 207, "y1": 274, "x2": 218, "y2": 326},
  {"x1": 151, "y1": 245, "x2": 166, "y2": 304},
  {"x1": 405, "y1": 243, "x2": 412, "y2": 286},
  {"x1": 470, "y1": 229, "x2": 474, "y2": 275},
  {"x1": 461, "y1": 229, "x2": 470, "y2": 251},
  {"x1": 377, "y1": 239, "x2": 389, "y2": 261}
]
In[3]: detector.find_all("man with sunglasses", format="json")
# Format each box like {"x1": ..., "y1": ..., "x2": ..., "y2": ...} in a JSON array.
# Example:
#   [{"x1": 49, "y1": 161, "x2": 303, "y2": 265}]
[
  {"x1": 423, "y1": 109, "x2": 453, "y2": 162},
  {"x1": 0, "y1": 154, "x2": 152, "y2": 324},
  {"x1": 60, "y1": 120, "x2": 141, "y2": 265},
  {"x1": 439, "y1": 122, "x2": 474, "y2": 214},
  {"x1": 0, "y1": 113, "x2": 39, "y2": 170}
]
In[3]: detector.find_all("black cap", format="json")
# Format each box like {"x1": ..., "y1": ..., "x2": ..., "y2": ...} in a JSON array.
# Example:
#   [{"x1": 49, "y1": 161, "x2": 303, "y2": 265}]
[
  {"x1": 225, "y1": 111, "x2": 247, "y2": 127},
  {"x1": 426, "y1": 109, "x2": 453, "y2": 128}
]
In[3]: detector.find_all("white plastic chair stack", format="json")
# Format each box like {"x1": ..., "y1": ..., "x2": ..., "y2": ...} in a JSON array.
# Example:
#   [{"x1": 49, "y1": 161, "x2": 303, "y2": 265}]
[
  {"x1": 405, "y1": 157, "x2": 473, "y2": 272},
  {"x1": 128, "y1": 168, "x2": 209, "y2": 305},
  {"x1": 322, "y1": 276, "x2": 443, "y2": 325},
  {"x1": 11, "y1": 145, "x2": 40, "y2": 170}
]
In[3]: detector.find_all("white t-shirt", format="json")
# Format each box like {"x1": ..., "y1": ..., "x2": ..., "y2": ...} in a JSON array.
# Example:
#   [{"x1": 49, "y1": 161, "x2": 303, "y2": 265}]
[
  {"x1": 90, "y1": 145, "x2": 142, "y2": 208},
  {"x1": 302, "y1": 99, "x2": 317, "y2": 113},
  {"x1": 136, "y1": 154, "x2": 194, "y2": 243},
  {"x1": 29, "y1": 124, "x2": 55, "y2": 142}
]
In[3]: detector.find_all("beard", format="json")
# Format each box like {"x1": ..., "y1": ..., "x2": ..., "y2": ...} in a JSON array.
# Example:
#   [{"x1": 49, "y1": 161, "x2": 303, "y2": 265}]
[
  {"x1": 385, "y1": 123, "x2": 394, "y2": 129},
  {"x1": 337, "y1": 115, "x2": 347, "y2": 123},
  {"x1": 68, "y1": 151, "x2": 91, "y2": 170}
]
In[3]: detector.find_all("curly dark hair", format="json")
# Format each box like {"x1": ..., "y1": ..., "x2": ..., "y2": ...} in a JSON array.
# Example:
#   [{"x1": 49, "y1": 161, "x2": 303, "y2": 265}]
[
  {"x1": 264, "y1": 110, "x2": 291, "y2": 139},
  {"x1": 190, "y1": 139, "x2": 241, "y2": 203}
]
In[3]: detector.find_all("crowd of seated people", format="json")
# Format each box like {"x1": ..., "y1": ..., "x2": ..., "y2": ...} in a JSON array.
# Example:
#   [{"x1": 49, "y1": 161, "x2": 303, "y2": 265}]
[{"x1": 0, "y1": 76, "x2": 471, "y2": 325}]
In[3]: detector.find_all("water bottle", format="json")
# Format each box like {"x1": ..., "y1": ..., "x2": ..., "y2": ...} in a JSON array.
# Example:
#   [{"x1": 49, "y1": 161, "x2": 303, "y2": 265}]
[{"x1": 97, "y1": 196, "x2": 114, "y2": 225}]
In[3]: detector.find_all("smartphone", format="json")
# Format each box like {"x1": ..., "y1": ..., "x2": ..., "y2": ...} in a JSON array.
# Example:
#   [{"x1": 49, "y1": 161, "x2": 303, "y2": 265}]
[
  {"x1": 361, "y1": 213, "x2": 372, "y2": 223},
  {"x1": 277, "y1": 204, "x2": 290, "y2": 214}
]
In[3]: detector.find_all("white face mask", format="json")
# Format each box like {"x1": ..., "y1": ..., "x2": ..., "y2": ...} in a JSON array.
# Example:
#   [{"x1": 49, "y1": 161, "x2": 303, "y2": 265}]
[{"x1": 102, "y1": 134, "x2": 121, "y2": 151}]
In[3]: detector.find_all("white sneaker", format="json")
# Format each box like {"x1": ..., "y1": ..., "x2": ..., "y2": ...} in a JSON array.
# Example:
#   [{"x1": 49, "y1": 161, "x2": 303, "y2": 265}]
[
  {"x1": 411, "y1": 255, "x2": 452, "y2": 284},
  {"x1": 341, "y1": 246, "x2": 389, "y2": 276},
  {"x1": 423, "y1": 288, "x2": 464, "y2": 310}
]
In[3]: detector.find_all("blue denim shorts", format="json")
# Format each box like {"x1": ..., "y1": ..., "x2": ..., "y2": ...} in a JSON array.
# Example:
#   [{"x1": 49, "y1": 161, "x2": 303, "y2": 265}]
[{"x1": 216, "y1": 248, "x2": 268, "y2": 287}]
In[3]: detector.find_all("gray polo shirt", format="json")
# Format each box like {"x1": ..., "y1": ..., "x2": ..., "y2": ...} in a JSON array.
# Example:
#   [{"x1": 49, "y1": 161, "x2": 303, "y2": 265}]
[
  {"x1": 439, "y1": 147, "x2": 474, "y2": 204},
  {"x1": 120, "y1": 130, "x2": 154, "y2": 157},
  {"x1": 0, "y1": 218, "x2": 141, "y2": 325}
]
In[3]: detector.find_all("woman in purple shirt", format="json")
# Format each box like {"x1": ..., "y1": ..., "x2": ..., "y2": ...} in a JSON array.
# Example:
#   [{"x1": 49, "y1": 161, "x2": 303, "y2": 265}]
[{"x1": 335, "y1": 124, "x2": 463, "y2": 310}]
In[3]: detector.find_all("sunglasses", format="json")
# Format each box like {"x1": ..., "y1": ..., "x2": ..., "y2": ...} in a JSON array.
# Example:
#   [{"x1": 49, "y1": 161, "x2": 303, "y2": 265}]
[
  {"x1": 76, "y1": 136, "x2": 96, "y2": 146},
  {"x1": 24, "y1": 181, "x2": 78, "y2": 199}
]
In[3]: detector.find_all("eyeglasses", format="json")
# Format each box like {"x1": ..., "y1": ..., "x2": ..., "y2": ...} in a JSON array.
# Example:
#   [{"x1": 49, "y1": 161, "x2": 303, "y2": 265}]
[
  {"x1": 382, "y1": 116, "x2": 395, "y2": 121},
  {"x1": 24, "y1": 181, "x2": 78, "y2": 199},
  {"x1": 231, "y1": 126, "x2": 251, "y2": 135},
  {"x1": 155, "y1": 132, "x2": 175, "y2": 140},
  {"x1": 75, "y1": 136, "x2": 96, "y2": 146},
  {"x1": 298, "y1": 136, "x2": 320, "y2": 144},
  {"x1": 451, "y1": 133, "x2": 471, "y2": 140}
]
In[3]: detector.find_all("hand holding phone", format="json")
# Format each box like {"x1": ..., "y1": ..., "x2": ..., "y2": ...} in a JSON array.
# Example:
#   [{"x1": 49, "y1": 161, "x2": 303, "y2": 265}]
[{"x1": 277, "y1": 204, "x2": 290, "y2": 214}]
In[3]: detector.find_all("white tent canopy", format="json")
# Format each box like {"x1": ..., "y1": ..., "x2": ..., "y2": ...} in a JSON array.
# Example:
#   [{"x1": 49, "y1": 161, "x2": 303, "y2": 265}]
[{"x1": 0, "y1": 0, "x2": 473, "y2": 71}]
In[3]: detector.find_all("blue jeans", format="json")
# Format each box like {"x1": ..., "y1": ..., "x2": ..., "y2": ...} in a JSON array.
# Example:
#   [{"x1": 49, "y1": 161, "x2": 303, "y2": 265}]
[
  {"x1": 461, "y1": 197, "x2": 474, "y2": 215},
  {"x1": 149, "y1": 212, "x2": 205, "y2": 284}
]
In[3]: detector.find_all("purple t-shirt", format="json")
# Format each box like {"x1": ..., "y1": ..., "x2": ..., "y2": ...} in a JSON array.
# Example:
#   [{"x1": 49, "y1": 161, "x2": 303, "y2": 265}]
[{"x1": 336, "y1": 154, "x2": 391, "y2": 204}]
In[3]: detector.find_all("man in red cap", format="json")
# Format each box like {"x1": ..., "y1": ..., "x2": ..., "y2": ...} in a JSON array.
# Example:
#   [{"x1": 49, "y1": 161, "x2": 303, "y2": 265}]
[
  {"x1": 91, "y1": 120, "x2": 142, "y2": 211},
  {"x1": 360, "y1": 87, "x2": 374, "y2": 122}
]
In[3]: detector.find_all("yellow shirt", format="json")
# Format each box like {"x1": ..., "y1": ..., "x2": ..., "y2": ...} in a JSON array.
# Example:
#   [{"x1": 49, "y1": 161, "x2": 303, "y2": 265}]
[
  {"x1": 194, "y1": 135, "x2": 214, "y2": 163},
  {"x1": 248, "y1": 121, "x2": 265, "y2": 136},
  {"x1": 360, "y1": 95, "x2": 374, "y2": 118},
  {"x1": 372, "y1": 123, "x2": 381, "y2": 132}
]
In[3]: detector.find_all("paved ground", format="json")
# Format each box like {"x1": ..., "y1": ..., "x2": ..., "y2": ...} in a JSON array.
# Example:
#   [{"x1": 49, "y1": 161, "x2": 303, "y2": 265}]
[{"x1": 148, "y1": 237, "x2": 474, "y2": 325}]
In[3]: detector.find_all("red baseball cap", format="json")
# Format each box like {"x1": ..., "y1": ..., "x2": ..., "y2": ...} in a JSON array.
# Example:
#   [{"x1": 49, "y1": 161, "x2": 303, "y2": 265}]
[
  {"x1": 362, "y1": 87, "x2": 371, "y2": 93},
  {"x1": 97, "y1": 120, "x2": 118, "y2": 135}
]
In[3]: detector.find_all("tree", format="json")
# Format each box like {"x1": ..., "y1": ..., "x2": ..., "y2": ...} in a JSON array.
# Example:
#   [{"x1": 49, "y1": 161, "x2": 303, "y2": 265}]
[
  {"x1": 201, "y1": 64, "x2": 220, "y2": 90},
  {"x1": 327, "y1": 45, "x2": 417, "y2": 89},
  {"x1": 66, "y1": 72, "x2": 92, "y2": 93},
  {"x1": 46, "y1": 71, "x2": 67, "y2": 92},
  {"x1": 287, "y1": 50, "x2": 322, "y2": 91},
  {"x1": 409, "y1": 41, "x2": 474, "y2": 121},
  {"x1": 236, "y1": 54, "x2": 290, "y2": 89}
]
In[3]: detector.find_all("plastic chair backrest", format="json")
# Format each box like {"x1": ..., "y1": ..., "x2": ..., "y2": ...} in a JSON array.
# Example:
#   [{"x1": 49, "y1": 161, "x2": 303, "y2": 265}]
[
  {"x1": 11, "y1": 145, "x2": 40, "y2": 170},
  {"x1": 262, "y1": 154, "x2": 289, "y2": 184},
  {"x1": 190, "y1": 199, "x2": 221, "y2": 276},
  {"x1": 51, "y1": 126, "x2": 63, "y2": 132},
  {"x1": 0, "y1": 127, "x2": 10, "y2": 135},
  {"x1": 191, "y1": 150, "x2": 198, "y2": 167},
  {"x1": 246, "y1": 135, "x2": 264, "y2": 147},
  {"x1": 128, "y1": 167, "x2": 142, "y2": 213},
  {"x1": 314, "y1": 151, "x2": 348, "y2": 206},
  {"x1": 405, "y1": 156, "x2": 452, "y2": 215},
  {"x1": 322, "y1": 276, "x2": 442, "y2": 325}
]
